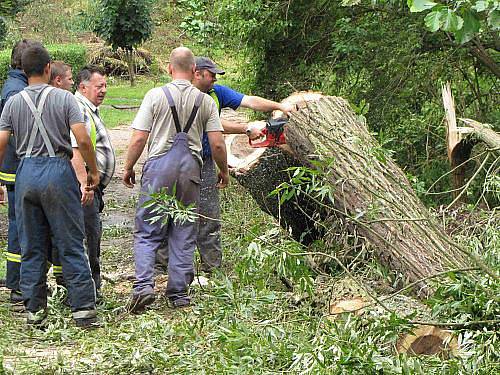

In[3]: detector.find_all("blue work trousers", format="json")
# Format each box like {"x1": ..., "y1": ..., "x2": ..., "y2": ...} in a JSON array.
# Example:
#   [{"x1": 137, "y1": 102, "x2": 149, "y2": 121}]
[
  {"x1": 133, "y1": 133, "x2": 200, "y2": 304},
  {"x1": 5, "y1": 185, "x2": 21, "y2": 291},
  {"x1": 15, "y1": 157, "x2": 96, "y2": 315}
]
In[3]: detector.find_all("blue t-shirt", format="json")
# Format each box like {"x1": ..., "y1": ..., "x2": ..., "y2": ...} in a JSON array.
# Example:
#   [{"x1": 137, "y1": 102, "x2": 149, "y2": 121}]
[{"x1": 202, "y1": 84, "x2": 244, "y2": 159}]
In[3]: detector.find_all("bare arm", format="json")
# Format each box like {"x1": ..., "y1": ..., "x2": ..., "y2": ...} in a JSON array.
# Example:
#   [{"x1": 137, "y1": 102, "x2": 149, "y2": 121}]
[
  {"x1": 240, "y1": 95, "x2": 295, "y2": 115},
  {"x1": 123, "y1": 129, "x2": 149, "y2": 188},
  {"x1": 70, "y1": 123, "x2": 99, "y2": 191},
  {"x1": 207, "y1": 130, "x2": 229, "y2": 188},
  {"x1": 71, "y1": 148, "x2": 94, "y2": 206}
]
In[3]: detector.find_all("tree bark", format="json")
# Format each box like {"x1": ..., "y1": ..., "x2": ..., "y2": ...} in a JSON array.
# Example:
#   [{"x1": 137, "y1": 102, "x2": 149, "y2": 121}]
[{"x1": 227, "y1": 95, "x2": 491, "y2": 296}]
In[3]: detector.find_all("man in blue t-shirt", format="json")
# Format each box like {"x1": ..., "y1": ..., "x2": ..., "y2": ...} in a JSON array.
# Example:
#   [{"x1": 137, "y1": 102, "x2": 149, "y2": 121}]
[{"x1": 155, "y1": 57, "x2": 295, "y2": 274}]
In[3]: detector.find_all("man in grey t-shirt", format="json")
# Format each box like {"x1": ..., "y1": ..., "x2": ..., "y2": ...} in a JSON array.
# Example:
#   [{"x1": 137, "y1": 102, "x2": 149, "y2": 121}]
[{"x1": 0, "y1": 45, "x2": 100, "y2": 328}]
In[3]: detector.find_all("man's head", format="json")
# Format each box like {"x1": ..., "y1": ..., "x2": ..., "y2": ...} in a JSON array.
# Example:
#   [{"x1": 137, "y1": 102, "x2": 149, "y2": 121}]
[
  {"x1": 21, "y1": 45, "x2": 51, "y2": 81},
  {"x1": 11, "y1": 39, "x2": 43, "y2": 70},
  {"x1": 168, "y1": 47, "x2": 195, "y2": 80},
  {"x1": 193, "y1": 57, "x2": 225, "y2": 93},
  {"x1": 49, "y1": 61, "x2": 73, "y2": 91},
  {"x1": 76, "y1": 65, "x2": 107, "y2": 107}
]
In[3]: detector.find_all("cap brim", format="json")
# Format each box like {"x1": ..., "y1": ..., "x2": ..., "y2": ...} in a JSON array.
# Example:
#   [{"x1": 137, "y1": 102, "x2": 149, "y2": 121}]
[{"x1": 207, "y1": 67, "x2": 225, "y2": 75}]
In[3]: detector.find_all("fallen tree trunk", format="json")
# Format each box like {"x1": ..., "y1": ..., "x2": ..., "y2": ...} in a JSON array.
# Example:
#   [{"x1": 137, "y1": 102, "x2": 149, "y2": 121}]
[{"x1": 226, "y1": 94, "x2": 493, "y2": 295}]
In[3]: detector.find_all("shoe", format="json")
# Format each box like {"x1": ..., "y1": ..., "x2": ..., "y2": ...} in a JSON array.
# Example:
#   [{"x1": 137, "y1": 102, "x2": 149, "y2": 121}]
[
  {"x1": 170, "y1": 298, "x2": 190, "y2": 309},
  {"x1": 126, "y1": 293, "x2": 155, "y2": 314},
  {"x1": 27, "y1": 310, "x2": 47, "y2": 327},
  {"x1": 74, "y1": 316, "x2": 99, "y2": 329},
  {"x1": 10, "y1": 290, "x2": 25, "y2": 312},
  {"x1": 0, "y1": 278, "x2": 6, "y2": 287}
]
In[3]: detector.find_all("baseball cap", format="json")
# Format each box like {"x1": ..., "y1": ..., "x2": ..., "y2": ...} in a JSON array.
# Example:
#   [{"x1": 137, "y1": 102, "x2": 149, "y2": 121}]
[{"x1": 195, "y1": 57, "x2": 225, "y2": 75}]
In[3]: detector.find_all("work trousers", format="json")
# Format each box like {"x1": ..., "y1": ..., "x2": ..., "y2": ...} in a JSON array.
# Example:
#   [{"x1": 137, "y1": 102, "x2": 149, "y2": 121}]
[
  {"x1": 51, "y1": 186, "x2": 103, "y2": 292},
  {"x1": 5, "y1": 185, "x2": 21, "y2": 291},
  {"x1": 155, "y1": 157, "x2": 222, "y2": 272},
  {"x1": 133, "y1": 133, "x2": 200, "y2": 304},
  {"x1": 15, "y1": 157, "x2": 96, "y2": 316}
]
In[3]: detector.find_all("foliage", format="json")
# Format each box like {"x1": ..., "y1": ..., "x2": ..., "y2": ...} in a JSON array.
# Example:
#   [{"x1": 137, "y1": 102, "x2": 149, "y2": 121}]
[
  {"x1": 177, "y1": 0, "x2": 218, "y2": 43},
  {"x1": 212, "y1": 0, "x2": 499, "y2": 206},
  {"x1": 95, "y1": 0, "x2": 153, "y2": 52},
  {"x1": 143, "y1": 187, "x2": 198, "y2": 226},
  {"x1": 95, "y1": 0, "x2": 153, "y2": 85},
  {"x1": 0, "y1": 43, "x2": 87, "y2": 83}
]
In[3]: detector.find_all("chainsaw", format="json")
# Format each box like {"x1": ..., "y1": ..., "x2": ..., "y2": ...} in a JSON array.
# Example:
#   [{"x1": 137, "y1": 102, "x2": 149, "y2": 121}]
[{"x1": 248, "y1": 117, "x2": 288, "y2": 148}]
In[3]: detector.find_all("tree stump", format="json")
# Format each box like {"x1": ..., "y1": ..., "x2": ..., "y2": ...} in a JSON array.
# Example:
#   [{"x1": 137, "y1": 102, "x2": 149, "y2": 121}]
[{"x1": 226, "y1": 94, "x2": 488, "y2": 295}]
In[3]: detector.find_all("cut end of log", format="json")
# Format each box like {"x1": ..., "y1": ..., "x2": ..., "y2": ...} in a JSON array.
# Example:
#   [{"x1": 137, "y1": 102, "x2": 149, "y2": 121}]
[
  {"x1": 273, "y1": 91, "x2": 324, "y2": 119},
  {"x1": 328, "y1": 297, "x2": 368, "y2": 318},
  {"x1": 396, "y1": 325, "x2": 458, "y2": 358}
]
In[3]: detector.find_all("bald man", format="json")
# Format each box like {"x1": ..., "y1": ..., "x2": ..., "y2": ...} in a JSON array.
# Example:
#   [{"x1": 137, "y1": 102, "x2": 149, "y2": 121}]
[{"x1": 123, "y1": 47, "x2": 228, "y2": 312}]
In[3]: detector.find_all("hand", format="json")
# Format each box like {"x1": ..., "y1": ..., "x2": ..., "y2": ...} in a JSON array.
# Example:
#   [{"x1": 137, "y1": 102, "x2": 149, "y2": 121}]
[
  {"x1": 122, "y1": 168, "x2": 136, "y2": 188},
  {"x1": 279, "y1": 102, "x2": 297, "y2": 116},
  {"x1": 246, "y1": 124, "x2": 265, "y2": 141},
  {"x1": 217, "y1": 170, "x2": 229, "y2": 189},
  {"x1": 81, "y1": 185, "x2": 94, "y2": 206},
  {"x1": 86, "y1": 170, "x2": 100, "y2": 191},
  {"x1": 0, "y1": 186, "x2": 5, "y2": 205}
]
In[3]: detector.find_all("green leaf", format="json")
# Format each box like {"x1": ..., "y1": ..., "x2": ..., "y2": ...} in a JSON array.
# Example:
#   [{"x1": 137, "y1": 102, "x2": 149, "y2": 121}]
[
  {"x1": 408, "y1": 0, "x2": 437, "y2": 13},
  {"x1": 488, "y1": 10, "x2": 500, "y2": 30},
  {"x1": 455, "y1": 11, "x2": 481, "y2": 44},
  {"x1": 472, "y1": 1, "x2": 489, "y2": 12},
  {"x1": 441, "y1": 10, "x2": 464, "y2": 32},
  {"x1": 424, "y1": 10, "x2": 442, "y2": 32}
]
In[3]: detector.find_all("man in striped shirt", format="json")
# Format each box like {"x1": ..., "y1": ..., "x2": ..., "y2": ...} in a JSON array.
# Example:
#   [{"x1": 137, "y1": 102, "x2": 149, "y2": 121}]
[{"x1": 70, "y1": 65, "x2": 116, "y2": 298}]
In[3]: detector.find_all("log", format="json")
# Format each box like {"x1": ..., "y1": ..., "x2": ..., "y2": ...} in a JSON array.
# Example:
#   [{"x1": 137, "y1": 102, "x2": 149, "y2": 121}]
[
  {"x1": 226, "y1": 93, "x2": 489, "y2": 296},
  {"x1": 396, "y1": 325, "x2": 458, "y2": 358}
]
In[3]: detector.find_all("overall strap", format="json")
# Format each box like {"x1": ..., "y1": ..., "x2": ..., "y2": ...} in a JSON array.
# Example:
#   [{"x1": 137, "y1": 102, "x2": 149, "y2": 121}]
[
  {"x1": 183, "y1": 91, "x2": 205, "y2": 133},
  {"x1": 162, "y1": 86, "x2": 182, "y2": 133},
  {"x1": 20, "y1": 86, "x2": 56, "y2": 158}
]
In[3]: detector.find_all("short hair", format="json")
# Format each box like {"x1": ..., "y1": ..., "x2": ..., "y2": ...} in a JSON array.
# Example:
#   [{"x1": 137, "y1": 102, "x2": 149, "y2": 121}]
[
  {"x1": 11, "y1": 39, "x2": 43, "y2": 69},
  {"x1": 49, "y1": 61, "x2": 71, "y2": 84},
  {"x1": 21, "y1": 45, "x2": 51, "y2": 78},
  {"x1": 75, "y1": 65, "x2": 105, "y2": 88},
  {"x1": 169, "y1": 47, "x2": 195, "y2": 73}
]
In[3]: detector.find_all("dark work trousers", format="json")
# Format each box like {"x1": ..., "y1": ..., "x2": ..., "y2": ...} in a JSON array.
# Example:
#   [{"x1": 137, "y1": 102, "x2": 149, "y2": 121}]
[
  {"x1": 5, "y1": 185, "x2": 21, "y2": 291},
  {"x1": 15, "y1": 157, "x2": 96, "y2": 316},
  {"x1": 154, "y1": 157, "x2": 222, "y2": 273},
  {"x1": 51, "y1": 186, "x2": 103, "y2": 292},
  {"x1": 133, "y1": 133, "x2": 200, "y2": 304}
]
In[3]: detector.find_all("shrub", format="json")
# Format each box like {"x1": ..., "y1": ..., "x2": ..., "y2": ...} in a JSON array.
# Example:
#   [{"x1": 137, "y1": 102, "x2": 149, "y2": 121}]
[{"x1": 0, "y1": 43, "x2": 87, "y2": 83}]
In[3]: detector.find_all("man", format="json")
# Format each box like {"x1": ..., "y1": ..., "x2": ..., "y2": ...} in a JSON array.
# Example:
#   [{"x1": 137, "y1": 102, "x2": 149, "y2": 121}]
[
  {"x1": 49, "y1": 61, "x2": 74, "y2": 91},
  {"x1": 155, "y1": 57, "x2": 295, "y2": 274},
  {"x1": 0, "y1": 44, "x2": 100, "y2": 327},
  {"x1": 0, "y1": 39, "x2": 40, "y2": 311},
  {"x1": 69, "y1": 65, "x2": 115, "y2": 298},
  {"x1": 123, "y1": 47, "x2": 228, "y2": 311}
]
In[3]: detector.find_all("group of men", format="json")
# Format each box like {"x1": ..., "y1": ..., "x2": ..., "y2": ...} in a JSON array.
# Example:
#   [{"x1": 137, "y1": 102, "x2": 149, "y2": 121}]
[{"x1": 0, "y1": 41, "x2": 294, "y2": 326}]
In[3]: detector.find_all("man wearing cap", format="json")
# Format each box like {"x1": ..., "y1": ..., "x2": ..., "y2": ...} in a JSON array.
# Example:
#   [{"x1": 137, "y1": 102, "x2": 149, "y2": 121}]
[{"x1": 155, "y1": 57, "x2": 295, "y2": 275}]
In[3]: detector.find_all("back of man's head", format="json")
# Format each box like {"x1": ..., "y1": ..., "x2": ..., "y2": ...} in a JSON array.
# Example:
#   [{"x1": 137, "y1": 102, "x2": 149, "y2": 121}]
[
  {"x1": 11, "y1": 39, "x2": 43, "y2": 70},
  {"x1": 21, "y1": 45, "x2": 51, "y2": 78},
  {"x1": 75, "y1": 65, "x2": 105, "y2": 89},
  {"x1": 49, "y1": 61, "x2": 71, "y2": 84},
  {"x1": 169, "y1": 47, "x2": 195, "y2": 73}
]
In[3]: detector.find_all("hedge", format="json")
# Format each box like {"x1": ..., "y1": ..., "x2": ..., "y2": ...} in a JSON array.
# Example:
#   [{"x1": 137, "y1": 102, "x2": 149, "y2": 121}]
[{"x1": 0, "y1": 44, "x2": 87, "y2": 84}]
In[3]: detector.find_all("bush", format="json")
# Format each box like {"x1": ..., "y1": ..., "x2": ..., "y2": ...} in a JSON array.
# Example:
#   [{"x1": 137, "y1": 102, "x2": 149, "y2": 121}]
[{"x1": 0, "y1": 43, "x2": 87, "y2": 84}]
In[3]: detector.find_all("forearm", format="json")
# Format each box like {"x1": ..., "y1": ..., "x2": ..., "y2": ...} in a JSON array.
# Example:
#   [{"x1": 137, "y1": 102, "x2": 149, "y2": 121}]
[
  {"x1": 0, "y1": 131, "x2": 11, "y2": 165},
  {"x1": 207, "y1": 132, "x2": 228, "y2": 174},
  {"x1": 221, "y1": 118, "x2": 246, "y2": 135},
  {"x1": 71, "y1": 148, "x2": 88, "y2": 186},
  {"x1": 241, "y1": 96, "x2": 282, "y2": 113},
  {"x1": 125, "y1": 130, "x2": 148, "y2": 170},
  {"x1": 78, "y1": 140, "x2": 99, "y2": 174}
]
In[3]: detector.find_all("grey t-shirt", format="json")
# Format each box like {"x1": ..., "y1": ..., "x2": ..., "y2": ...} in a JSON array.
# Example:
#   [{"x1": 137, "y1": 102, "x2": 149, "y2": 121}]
[
  {"x1": 131, "y1": 79, "x2": 223, "y2": 164},
  {"x1": 0, "y1": 84, "x2": 83, "y2": 160}
]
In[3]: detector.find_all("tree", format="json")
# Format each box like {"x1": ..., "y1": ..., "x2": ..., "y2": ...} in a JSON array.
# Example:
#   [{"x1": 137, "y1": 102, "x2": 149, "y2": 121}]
[{"x1": 95, "y1": 0, "x2": 153, "y2": 86}]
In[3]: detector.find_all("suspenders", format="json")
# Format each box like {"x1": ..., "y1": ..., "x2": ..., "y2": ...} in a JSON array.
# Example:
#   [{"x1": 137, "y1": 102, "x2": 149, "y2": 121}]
[
  {"x1": 19, "y1": 86, "x2": 56, "y2": 158},
  {"x1": 161, "y1": 86, "x2": 205, "y2": 134}
]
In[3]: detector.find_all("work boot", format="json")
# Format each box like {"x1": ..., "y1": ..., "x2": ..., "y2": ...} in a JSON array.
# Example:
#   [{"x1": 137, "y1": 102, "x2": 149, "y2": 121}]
[
  {"x1": 0, "y1": 278, "x2": 6, "y2": 287},
  {"x1": 10, "y1": 290, "x2": 25, "y2": 312},
  {"x1": 169, "y1": 297, "x2": 191, "y2": 309},
  {"x1": 26, "y1": 310, "x2": 47, "y2": 327},
  {"x1": 74, "y1": 316, "x2": 99, "y2": 329},
  {"x1": 126, "y1": 293, "x2": 155, "y2": 314}
]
